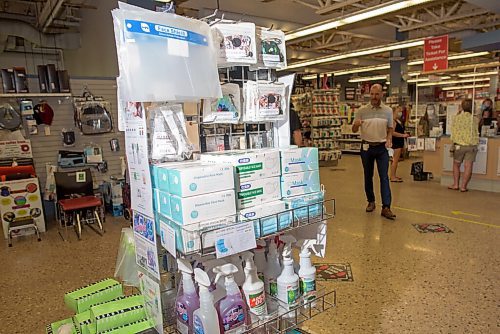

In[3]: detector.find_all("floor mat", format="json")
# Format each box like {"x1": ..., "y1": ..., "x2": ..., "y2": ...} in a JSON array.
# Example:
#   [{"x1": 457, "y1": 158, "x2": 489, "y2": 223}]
[
  {"x1": 314, "y1": 263, "x2": 353, "y2": 282},
  {"x1": 412, "y1": 223, "x2": 453, "y2": 233}
]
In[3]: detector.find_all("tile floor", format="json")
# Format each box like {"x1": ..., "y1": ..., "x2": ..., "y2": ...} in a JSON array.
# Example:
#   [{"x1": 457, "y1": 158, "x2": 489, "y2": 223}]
[{"x1": 0, "y1": 155, "x2": 499, "y2": 334}]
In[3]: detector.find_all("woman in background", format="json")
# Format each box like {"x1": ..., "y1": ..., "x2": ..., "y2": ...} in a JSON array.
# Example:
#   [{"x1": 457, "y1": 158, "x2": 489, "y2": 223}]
[
  {"x1": 478, "y1": 98, "x2": 495, "y2": 133},
  {"x1": 391, "y1": 106, "x2": 410, "y2": 182}
]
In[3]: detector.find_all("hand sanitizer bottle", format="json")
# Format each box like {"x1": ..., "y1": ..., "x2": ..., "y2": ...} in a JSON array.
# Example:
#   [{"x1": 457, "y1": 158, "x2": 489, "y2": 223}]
[
  {"x1": 213, "y1": 264, "x2": 247, "y2": 333},
  {"x1": 192, "y1": 268, "x2": 221, "y2": 334},
  {"x1": 277, "y1": 235, "x2": 299, "y2": 310},
  {"x1": 176, "y1": 259, "x2": 200, "y2": 334},
  {"x1": 241, "y1": 252, "x2": 267, "y2": 316},
  {"x1": 264, "y1": 241, "x2": 281, "y2": 297}
]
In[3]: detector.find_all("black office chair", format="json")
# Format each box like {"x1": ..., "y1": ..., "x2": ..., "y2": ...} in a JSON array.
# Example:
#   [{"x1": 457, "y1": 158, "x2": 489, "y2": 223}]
[{"x1": 54, "y1": 169, "x2": 104, "y2": 240}]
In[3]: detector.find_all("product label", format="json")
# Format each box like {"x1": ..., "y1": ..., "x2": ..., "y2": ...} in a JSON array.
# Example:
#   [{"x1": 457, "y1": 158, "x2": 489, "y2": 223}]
[
  {"x1": 125, "y1": 20, "x2": 208, "y2": 46},
  {"x1": 222, "y1": 305, "x2": 245, "y2": 331},
  {"x1": 269, "y1": 279, "x2": 278, "y2": 297},
  {"x1": 300, "y1": 278, "x2": 316, "y2": 301},
  {"x1": 193, "y1": 315, "x2": 205, "y2": 334},
  {"x1": 257, "y1": 272, "x2": 264, "y2": 283},
  {"x1": 236, "y1": 162, "x2": 263, "y2": 174},
  {"x1": 176, "y1": 319, "x2": 189, "y2": 334},
  {"x1": 238, "y1": 187, "x2": 263, "y2": 199},
  {"x1": 176, "y1": 302, "x2": 189, "y2": 323},
  {"x1": 248, "y1": 290, "x2": 267, "y2": 315},
  {"x1": 286, "y1": 285, "x2": 299, "y2": 307}
]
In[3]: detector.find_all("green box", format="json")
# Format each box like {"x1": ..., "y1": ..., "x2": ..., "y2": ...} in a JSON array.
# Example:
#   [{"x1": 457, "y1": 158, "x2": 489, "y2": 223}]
[
  {"x1": 90, "y1": 294, "x2": 147, "y2": 333},
  {"x1": 64, "y1": 278, "x2": 123, "y2": 313},
  {"x1": 98, "y1": 318, "x2": 153, "y2": 333},
  {"x1": 46, "y1": 318, "x2": 80, "y2": 334},
  {"x1": 74, "y1": 296, "x2": 130, "y2": 334}
]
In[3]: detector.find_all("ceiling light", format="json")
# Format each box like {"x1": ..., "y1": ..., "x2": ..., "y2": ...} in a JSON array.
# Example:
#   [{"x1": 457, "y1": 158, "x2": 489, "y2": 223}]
[
  {"x1": 386, "y1": 81, "x2": 391, "y2": 85},
  {"x1": 349, "y1": 75, "x2": 388, "y2": 83},
  {"x1": 284, "y1": 39, "x2": 424, "y2": 70},
  {"x1": 417, "y1": 77, "x2": 490, "y2": 87},
  {"x1": 285, "y1": 0, "x2": 435, "y2": 41},
  {"x1": 336, "y1": 65, "x2": 391, "y2": 76},
  {"x1": 442, "y1": 84, "x2": 490, "y2": 91},
  {"x1": 302, "y1": 73, "x2": 332, "y2": 80},
  {"x1": 458, "y1": 70, "x2": 498, "y2": 78},
  {"x1": 408, "y1": 51, "x2": 490, "y2": 66},
  {"x1": 408, "y1": 76, "x2": 451, "y2": 83}
]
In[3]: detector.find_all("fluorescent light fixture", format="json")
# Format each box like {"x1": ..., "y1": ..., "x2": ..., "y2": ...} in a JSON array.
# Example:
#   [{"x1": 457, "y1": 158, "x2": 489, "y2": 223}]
[
  {"x1": 336, "y1": 64, "x2": 391, "y2": 76},
  {"x1": 349, "y1": 75, "x2": 388, "y2": 83},
  {"x1": 442, "y1": 84, "x2": 490, "y2": 91},
  {"x1": 285, "y1": 39, "x2": 424, "y2": 70},
  {"x1": 458, "y1": 70, "x2": 498, "y2": 78},
  {"x1": 302, "y1": 73, "x2": 333, "y2": 80},
  {"x1": 408, "y1": 51, "x2": 491, "y2": 66},
  {"x1": 386, "y1": 81, "x2": 391, "y2": 85},
  {"x1": 417, "y1": 77, "x2": 490, "y2": 87},
  {"x1": 285, "y1": 0, "x2": 434, "y2": 41},
  {"x1": 408, "y1": 76, "x2": 451, "y2": 83}
]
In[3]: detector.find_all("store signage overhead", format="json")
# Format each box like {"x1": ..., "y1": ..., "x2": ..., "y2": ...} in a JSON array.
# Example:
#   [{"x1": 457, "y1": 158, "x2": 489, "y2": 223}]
[{"x1": 423, "y1": 35, "x2": 448, "y2": 73}]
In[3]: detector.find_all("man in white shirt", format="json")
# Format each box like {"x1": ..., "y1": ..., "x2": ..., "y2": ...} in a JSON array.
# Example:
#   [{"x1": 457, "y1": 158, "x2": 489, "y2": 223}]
[{"x1": 352, "y1": 84, "x2": 395, "y2": 220}]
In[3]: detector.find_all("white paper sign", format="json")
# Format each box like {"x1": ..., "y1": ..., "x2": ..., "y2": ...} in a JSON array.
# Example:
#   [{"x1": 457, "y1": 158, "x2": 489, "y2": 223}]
[
  {"x1": 445, "y1": 104, "x2": 459, "y2": 136},
  {"x1": 214, "y1": 220, "x2": 257, "y2": 259},
  {"x1": 478, "y1": 137, "x2": 488, "y2": 153},
  {"x1": 133, "y1": 212, "x2": 160, "y2": 280},
  {"x1": 160, "y1": 222, "x2": 177, "y2": 258},
  {"x1": 138, "y1": 271, "x2": 163, "y2": 334},
  {"x1": 417, "y1": 138, "x2": 425, "y2": 151},
  {"x1": 424, "y1": 137, "x2": 436, "y2": 152}
]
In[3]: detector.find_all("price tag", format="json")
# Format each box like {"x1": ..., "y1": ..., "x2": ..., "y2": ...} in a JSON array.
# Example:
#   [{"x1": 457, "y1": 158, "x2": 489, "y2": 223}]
[
  {"x1": 160, "y1": 223, "x2": 176, "y2": 258},
  {"x1": 214, "y1": 220, "x2": 257, "y2": 259}
]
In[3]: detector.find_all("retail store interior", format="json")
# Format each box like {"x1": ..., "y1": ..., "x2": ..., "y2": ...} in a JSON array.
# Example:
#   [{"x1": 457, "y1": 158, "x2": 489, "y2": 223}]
[{"x1": 0, "y1": 1, "x2": 498, "y2": 333}]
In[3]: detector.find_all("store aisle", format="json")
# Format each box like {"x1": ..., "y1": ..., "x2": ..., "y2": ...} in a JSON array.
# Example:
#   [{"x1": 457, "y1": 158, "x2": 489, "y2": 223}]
[{"x1": 0, "y1": 155, "x2": 498, "y2": 334}]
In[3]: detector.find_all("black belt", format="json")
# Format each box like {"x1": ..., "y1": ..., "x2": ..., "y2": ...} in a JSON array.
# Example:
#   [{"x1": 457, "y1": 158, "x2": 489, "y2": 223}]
[{"x1": 362, "y1": 140, "x2": 385, "y2": 146}]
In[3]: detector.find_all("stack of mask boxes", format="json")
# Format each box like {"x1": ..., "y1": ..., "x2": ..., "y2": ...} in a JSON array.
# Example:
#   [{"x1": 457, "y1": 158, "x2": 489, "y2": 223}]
[
  {"x1": 200, "y1": 149, "x2": 290, "y2": 238},
  {"x1": 151, "y1": 162, "x2": 237, "y2": 254},
  {"x1": 280, "y1": 147, "x2": 323, "y2": 222}
]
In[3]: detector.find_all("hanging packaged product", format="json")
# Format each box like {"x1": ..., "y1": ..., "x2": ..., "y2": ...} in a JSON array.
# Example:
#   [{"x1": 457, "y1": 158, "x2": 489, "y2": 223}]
[
  {"x1": 242, "y1": 80, "x2": 258, "y2": 122},
  {"x1": 212, "y1": 21, "x2": 257, "y2": 66},
  {"x1": 254, "y1": 28, "x2": 287, "y2": 70},
  {"x1": 73, "y1": 91, "x2": 113, "y2": 135},
  {"x1": 257, "y1": 82, "x2": 286, "y2": 120},
  {"x1": 203, "y1": 83, "x2": 241, "y2": 124},
  {"x1": 149, "y1": 103, "x2": 194, "y2": 163},
  {"x1": 112, "y1": 4, "x2": 222, "y2": 101}
]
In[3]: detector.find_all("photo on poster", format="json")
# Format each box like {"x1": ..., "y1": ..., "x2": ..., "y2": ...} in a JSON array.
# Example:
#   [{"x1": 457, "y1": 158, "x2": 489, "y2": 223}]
[
  {"x1": 133, "y1": 212, "x2": 155, "y2": 243},
  {"x1": 134, "y1": 233, "x2": 160, "y2": 280},
  {"x1": 407, "y1": 137, "x2": 418, "y2": 151}
]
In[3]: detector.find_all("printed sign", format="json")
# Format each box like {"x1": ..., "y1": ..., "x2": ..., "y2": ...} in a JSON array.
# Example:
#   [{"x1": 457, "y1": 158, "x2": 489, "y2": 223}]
[
  {"x1": 138, "y1": 271, "x2": 163, "y2": 334},
  {"x1": 214, "y1": 220, "x2": 256, "y2": 259},
  {"x1": 423, "y1": 35, "x2": 448, "y2": 73},
  {"x1": 159, "y1": 222, "x2": 177, "y2": 258},
  {"x1": 0, "y1": 140, "x2": 32, "y2": 158},
  {"x1": 133, "y1": 212, "x2": 160, "y2": 280}
]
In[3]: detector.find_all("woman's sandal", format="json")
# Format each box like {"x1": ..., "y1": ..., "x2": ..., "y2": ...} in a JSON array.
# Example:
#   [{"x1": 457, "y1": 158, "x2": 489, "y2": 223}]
[{"x1": 448, "y1": 186, "x2": 459, "y2": 190}]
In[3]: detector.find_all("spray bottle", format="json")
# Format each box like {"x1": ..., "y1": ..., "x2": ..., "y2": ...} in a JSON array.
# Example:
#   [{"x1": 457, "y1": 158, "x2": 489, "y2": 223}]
[
  {"x1": 175, "y1": 259, "x2": 200, "y2": 334},
  {"x1": 214, "y1": 264, "x2": 247, "y2": 333},
  {"x1": 230, "y1": 254, "x2": 246, "y2": 287},
  {"x1": 192, "y1": 268, "x2": 221, "y2": 334},
  {"x1": 254, "y1": 240, "x2": 267, "y2": 283},
  {"x1": 297, "y1": 239, "x2": 317, "y2": 301},
  {"x1": 264, "y1": 241, "x2": 281, "y2": 297},
  {"x1": 203, "y1": 258, "x2": 228, "y2": 302},
  {"x1": 277, "y1": 235, "x2": 299, "y2": 310},
  {"x1": 241, "y1": 252, "x2": 267, "y2": 316}
]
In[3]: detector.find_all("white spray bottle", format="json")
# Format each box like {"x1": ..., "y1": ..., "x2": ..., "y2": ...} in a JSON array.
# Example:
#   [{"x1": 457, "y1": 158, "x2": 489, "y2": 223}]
[
  {"x1": 264, "y1": 241, "x2": 281, "y2": 297},
  {"x1": 254, "y1": 240, "x2": 267, "y2": 283},
  {"x1": 230, "y1": 254, "x2": 246, "y2": 287},
  {"x1": 297, "y1": 239, "x2": 318, "y2": 301},
  {"x1": 192, "y1": 268, "x2": 221, "y2": 334},
  {"x1": 175, "y1": 259, "x2": 200, "y2": 334},
  {"x1": 203, "y1": 258, "x2": 228, "y2": 302},
  {"x1": 277, "y1": 235, "x2": 299, "y2": 310},
  {"x1": 241, "y1": 252, "x2": 267, "y2": 316}
]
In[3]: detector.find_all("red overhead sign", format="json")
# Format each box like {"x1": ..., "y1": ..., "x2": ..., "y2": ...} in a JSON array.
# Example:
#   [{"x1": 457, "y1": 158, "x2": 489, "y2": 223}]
[{"x1": 423, "y1": 35, "x2": 448, "y2": 73}]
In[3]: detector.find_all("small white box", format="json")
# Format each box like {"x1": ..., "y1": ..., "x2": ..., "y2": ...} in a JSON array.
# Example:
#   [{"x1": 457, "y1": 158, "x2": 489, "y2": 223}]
[
  {"x1": 280, "y1": 147, "x2": 319, "y2": 174},
  {"x1": 236, "y1": 176, "x2": 281, "y2": 209},
  {"x1": 200, "y1": 149, "x2": 280, "y2": 181},
  {"x1": 169, "y1": 189, "x2": 236, "y2": 225},
  {"x1": 167, "y1": 162, "x2": 234, "y2": 197},
  {"x1": 281, "y1": 170, "x2": 321, "y2": 198}
]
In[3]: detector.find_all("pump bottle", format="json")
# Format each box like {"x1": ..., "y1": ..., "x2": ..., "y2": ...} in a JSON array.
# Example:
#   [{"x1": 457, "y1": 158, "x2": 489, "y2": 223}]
[
  {"x1": 213, "y1": 264, "x2": 247, "y2": 333},
  {"x1": 175, "y1": 259, "x2": 200, "y2": 334},
  {"x1": 264, "y1": 241, "x2": 281, "y2": 297},
  {"x1": 192, "y1": 268, "x2": 221, "y2": 334},
  {"x1": 254, "y1": 240, "x2": 267, "y2": 283},
  {"x1": 297, "y1": 239, "x2": 317, "y2": 301},
  {"x1": 241, "y1": 252, "x2": 267, "y2": 316},
  {"x1": 276, "y1": 235, "x2": 299, "y2": 310}
]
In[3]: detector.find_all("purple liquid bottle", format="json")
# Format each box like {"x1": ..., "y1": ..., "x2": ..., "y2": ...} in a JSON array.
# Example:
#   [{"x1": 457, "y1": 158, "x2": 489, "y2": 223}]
[{"x1": 176, "y1": 259, "x2": 200, "y2": 334}]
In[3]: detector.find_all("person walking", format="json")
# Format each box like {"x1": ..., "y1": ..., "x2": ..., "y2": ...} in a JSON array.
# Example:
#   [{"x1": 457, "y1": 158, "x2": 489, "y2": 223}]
[
  {"x1": 390, "y1": 106, "x2": 410, "y2": 182},
  {"x1": 352, "y1": 84, "x2": 396, "y2": 220},
  {"x1": 448, "y1": 98, "x2": 479, "y2": 192}
]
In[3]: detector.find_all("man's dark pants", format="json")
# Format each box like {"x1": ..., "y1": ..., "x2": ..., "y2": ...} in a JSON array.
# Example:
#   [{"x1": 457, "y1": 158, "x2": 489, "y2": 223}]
[{"x1": 360, "y1": 143, "x2": 391, "y2": 208}]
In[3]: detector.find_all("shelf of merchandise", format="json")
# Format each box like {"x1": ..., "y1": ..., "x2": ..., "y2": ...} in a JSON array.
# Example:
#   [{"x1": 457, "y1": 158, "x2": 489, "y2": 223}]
[
  {"x1": 342, "y1": 149, "x2": 361, "y2": 153},
  {"x1": 164, "y1": 283, "x2": 337, "y2": 334},
  {"x1": 0, "y1": 93, "x2": 72, "y2": 98},
  {"x1": 337, "y1": 138, "x2": 362, "y2": 142}
]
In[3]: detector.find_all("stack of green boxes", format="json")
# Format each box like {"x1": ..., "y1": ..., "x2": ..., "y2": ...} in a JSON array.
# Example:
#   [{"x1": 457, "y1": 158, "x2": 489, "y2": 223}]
[
  {"x1": 46, "y1": 278, "x2": 154, "y2": 334},
  {"x1": 151, "y1": 161, "x2": 237, "y2": 254}
]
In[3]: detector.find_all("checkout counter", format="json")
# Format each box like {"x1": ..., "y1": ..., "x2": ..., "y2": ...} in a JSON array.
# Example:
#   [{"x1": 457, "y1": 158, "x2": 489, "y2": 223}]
[{"x1": 423, "y1": 136, "x2": 500, "y2": 192}]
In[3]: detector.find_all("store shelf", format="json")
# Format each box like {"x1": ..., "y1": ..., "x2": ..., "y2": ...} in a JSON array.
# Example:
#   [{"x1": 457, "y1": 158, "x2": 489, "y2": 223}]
[
  {"x1": 0, "y1": 93, "x2": 72, "y2": 98},
  {"x1": 338, "y1": 138, "x2": 362, "y2": 142},
  {"x1": 163, "y1": 284, "x2": 337, "y2": 334}
]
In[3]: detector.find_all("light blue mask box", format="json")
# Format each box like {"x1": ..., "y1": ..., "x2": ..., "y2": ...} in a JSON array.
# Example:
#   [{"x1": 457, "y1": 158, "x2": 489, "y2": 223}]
[
  {"x1": 281, "y1": 170, "x2": 321, "y2": 198},
  {"x1": 280, "y1": 147, "x2": 319, "y2": 174},
  {"x1": 169, "y1": 189, "x2": 236, "y2": 225},
  {"x1": 239, "y1": 200, "x2": 291, "y2": 238},
  {"x1": 283, "y1": 191, "x2": 324, "y2": 221},
  {"x1": 153, "y1": 189, "x2": 171, "y2": 218},
  {"x1": 168, "y1": 163, "x2": 234, "y2": 197}
]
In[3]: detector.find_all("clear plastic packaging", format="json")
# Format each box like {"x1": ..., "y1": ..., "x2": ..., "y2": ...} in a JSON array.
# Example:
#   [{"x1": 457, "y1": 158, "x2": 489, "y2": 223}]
[
  {"x1": 202, "y1": 83, "x2": 241, "y2": 124},
  {"x1": 253, "y1": 28, "x2": 287, "y2": 70},
  {"x1": 149, "y1": 103, "x2": 193, "y2": 163},
  {"x1": 212, "y1": 21, "x2": 257, "y2": 67},
  {"x1": 243, "y1": 80, "x2": 286, "y2": 122},
  {"x1": 112, "y1": 4, "x2": 222, "y2": 102}
]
